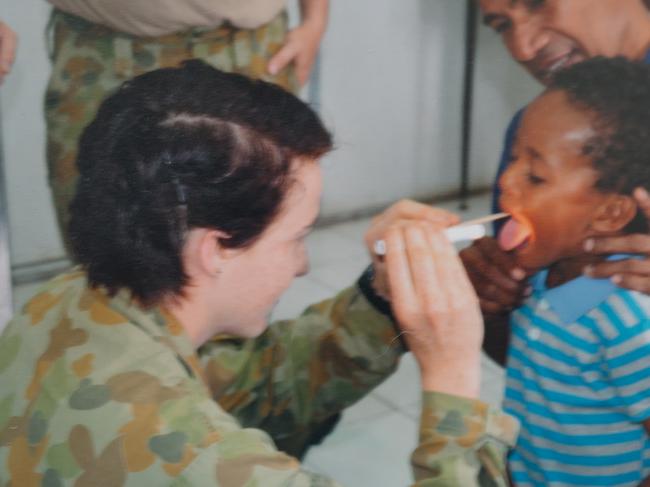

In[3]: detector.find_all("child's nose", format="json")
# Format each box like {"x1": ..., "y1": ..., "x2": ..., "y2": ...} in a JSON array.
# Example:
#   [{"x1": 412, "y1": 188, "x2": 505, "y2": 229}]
[{"x1": 499, "y1": 165, "x2": 519, "y2": 197}]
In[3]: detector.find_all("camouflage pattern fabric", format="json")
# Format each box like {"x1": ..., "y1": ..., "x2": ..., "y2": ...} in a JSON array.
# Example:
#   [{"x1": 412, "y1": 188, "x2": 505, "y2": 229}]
[
  {"x1": 0, "y1": 270, "x2": 518, "y2": 485},
  {"x1": 44, "y1": 9, "x2": 298, "y2": 250},
  {"x1": 413, "y1": 392, "x2": 518, "y2": 486}
]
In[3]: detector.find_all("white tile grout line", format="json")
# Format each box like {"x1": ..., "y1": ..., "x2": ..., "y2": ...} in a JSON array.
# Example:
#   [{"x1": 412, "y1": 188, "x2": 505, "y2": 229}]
[{"x1": 366, "y1": 393, "x2": 419, "y2": 422}]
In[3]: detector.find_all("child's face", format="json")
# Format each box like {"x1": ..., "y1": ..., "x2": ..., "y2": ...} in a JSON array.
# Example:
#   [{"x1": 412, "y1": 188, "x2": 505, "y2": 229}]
[{"x1": 498, "y1": 90, "x2": 612, "y2": 271}]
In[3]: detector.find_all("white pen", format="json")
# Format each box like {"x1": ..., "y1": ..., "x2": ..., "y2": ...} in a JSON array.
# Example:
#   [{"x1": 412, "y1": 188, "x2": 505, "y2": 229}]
[{"x1": 373, "y1": 212, "x2": 508, "y2": 256}]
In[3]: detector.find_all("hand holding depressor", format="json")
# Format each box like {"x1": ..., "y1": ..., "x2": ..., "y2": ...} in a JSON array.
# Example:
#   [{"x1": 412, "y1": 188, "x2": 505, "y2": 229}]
[
  {"x1": 364, "y1": 199, "x2": 460, "y2": 301},
  {"x1": 383, "y1": 222, "x2": 483, "y2": 398}
]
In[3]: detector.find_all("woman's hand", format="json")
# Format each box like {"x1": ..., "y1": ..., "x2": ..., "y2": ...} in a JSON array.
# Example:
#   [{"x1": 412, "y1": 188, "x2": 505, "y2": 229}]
[
  {"x1": 364, "y1": 200, "x2": 459, "y2": 301},
  {"x1": 384, "y1": 222, "x2": 483, "y2": 399},
  {"x1": 584, "y1": 188, "x2": 650, "y2": 292}
]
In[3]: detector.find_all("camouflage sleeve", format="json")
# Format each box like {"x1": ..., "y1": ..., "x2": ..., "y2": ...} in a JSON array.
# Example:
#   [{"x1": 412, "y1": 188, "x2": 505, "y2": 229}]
[
  {"x1": 172, "y1": 426, "x2": 341, "y2": 486},
  {"x1": 198, "y1": 284, "x2": 405, "y2": 455},
  {"x1": 411, "y1": 392, "x2": 519, "y2": 486}
]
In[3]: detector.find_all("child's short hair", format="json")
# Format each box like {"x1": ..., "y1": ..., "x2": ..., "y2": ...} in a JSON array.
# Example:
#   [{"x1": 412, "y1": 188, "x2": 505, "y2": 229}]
[{"x1": 549, "y1": 57, "x2": 650, "y2": 233}]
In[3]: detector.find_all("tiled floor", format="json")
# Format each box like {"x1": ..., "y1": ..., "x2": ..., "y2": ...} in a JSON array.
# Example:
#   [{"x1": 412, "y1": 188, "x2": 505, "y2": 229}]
[{"x1": 10, "y1": 193, "x2": 505, "y2": 486}]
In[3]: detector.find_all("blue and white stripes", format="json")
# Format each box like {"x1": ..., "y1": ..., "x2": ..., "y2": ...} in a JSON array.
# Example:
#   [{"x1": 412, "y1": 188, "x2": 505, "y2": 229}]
[{"x1": 505, "y1": 275, "x2": 650, "y2": 487}]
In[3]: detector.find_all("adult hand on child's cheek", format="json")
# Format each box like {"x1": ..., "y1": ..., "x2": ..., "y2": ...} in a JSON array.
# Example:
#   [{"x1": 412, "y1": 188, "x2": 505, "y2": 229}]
[
  {"x1": 583, "y1": 188, "x2": 650, "y2": 293},
  {"x1": 364, "y1": 200, "x2": 460, "y2": 301},
  {"x1": 459, "y1": 237, "x2": 530, "y2": 315}
]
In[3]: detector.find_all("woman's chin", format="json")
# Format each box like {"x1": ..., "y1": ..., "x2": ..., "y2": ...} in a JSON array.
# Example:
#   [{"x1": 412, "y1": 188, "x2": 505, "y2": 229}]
[
  {"x1": 251, "y1": 319, "x2": 271, "y2": 338},
  {"x1": 231, "y1": 318, "x2": 271, "y2": 339}
]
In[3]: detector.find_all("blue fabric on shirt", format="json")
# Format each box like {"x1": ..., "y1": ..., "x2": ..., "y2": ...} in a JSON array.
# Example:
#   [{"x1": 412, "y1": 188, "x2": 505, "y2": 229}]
[
  {"x1": 529, "y1": 255, "x2": 635, "y2": 325},
  {"x1": 505, "y1": 262, "x2": 650, "y2": 486}
]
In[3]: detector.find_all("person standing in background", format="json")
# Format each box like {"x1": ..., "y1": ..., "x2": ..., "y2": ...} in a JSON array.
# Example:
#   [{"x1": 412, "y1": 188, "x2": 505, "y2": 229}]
[{"x1": 43, "y1": 0, "x2": 328, "y2": 250}]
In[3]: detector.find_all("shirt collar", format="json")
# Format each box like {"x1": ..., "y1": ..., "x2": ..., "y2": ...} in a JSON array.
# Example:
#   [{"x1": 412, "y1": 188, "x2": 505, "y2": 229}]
[
  {"x1": 645, "y1": 48, "x2": 650, "y2": 64},
  {"x1": 529, "y1": 254, "x2": 632, "y2": 325}
]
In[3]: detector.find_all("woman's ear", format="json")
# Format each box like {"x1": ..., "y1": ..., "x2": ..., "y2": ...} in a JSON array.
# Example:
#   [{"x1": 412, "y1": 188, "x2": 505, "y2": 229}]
[
  {"x1": 591, "y1": 194, "x2": 637, "y2": 233},
  {"x1": 185, "y1": 228, "x2": 239, "y2": 278}
]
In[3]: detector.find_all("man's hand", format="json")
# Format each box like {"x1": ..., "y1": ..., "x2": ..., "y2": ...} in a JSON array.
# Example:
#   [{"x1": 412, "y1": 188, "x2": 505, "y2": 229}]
[
  {"x1": 584, "y1": 188, "x2": 650, "y2": 293},
  {"x1": 364, "y1": 200, "x2": 460, "y2": 301},
  {"x1": 268, "y1": 0, "x2": 328, "y2": 86},
  {"x1": 0, "y1": 21, "x2": 17, "y2": 85},
  {"x1": 459, "y1": 236, "x2": 529, "y2": 315},
  {"x1": 384, "y1": 222, "x2": 484, "y2": 399}
]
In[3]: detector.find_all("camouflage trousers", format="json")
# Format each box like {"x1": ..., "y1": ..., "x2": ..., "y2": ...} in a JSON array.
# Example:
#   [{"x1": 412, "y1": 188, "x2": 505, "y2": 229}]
[{"x1": 45, "y1": 9, "x2": 297, "y2": 251}]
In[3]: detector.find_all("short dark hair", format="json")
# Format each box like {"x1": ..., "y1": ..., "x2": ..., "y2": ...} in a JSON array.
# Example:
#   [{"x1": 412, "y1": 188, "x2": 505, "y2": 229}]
[
  {"x1": 69, "y1": 60, "x2": 333, "y2": 305},
  {"x1": 548, "y1": 56, "x2": 650, "y2": 232}
]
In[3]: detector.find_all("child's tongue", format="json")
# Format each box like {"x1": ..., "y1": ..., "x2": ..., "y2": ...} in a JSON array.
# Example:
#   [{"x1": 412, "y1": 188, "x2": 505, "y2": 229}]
[{"x1": 498, "y1": 218, "x2": 532, "y2": 251}]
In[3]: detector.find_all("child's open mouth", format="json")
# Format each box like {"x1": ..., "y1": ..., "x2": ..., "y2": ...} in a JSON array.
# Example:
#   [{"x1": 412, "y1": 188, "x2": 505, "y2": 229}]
[{"x1": 498, "y1": 215, "x2": 534, "y2": 252}]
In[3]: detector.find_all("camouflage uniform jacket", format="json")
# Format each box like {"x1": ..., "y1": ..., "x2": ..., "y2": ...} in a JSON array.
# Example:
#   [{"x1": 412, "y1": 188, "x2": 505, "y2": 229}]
[{"x1": 0, "y1": 270, "x2": 518, "y2": 486}]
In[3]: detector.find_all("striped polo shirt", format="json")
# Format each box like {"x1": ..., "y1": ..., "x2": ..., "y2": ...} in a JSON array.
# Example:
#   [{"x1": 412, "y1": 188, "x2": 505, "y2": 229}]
[{"x1": 504, "y1": 262, "x2": 650, "y2": 486}]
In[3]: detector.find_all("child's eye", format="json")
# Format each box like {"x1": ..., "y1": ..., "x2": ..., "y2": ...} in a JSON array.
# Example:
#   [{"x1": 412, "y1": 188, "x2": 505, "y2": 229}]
[
  {"x1": 526, "y1": 171, "x2": 545, "y2": 185},
  {"x1": 525, "y1": 0, "x2": 546, "y2": 10}
]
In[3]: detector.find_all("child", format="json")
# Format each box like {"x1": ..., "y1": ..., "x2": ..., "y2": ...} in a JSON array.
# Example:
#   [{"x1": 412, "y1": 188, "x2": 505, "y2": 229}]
[{"x1": 498, "y1": 57, "x2": 650, "y2": 486}]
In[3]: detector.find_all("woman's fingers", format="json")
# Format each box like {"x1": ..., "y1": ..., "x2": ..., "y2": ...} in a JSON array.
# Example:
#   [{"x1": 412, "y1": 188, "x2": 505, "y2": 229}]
[
  {"x1": 405, "y1": 225, "x2": 443, "y2": 312},
  {"x1": 384, "y1": 222, "x2": 484, "y2": 398},
  {"x1": 365, "y1": 200, "x2": 458, "y2": 251},
  {"x1": 384, "y1": 226, "x2": 417, "y2": 323},
  {"x1": 430, "y1": 229, "x2": 478, "y2": 309}
]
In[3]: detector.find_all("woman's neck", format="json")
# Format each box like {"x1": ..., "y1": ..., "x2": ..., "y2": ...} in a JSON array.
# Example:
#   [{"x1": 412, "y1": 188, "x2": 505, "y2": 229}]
[{"x1": 162, "y1": 290, "x2": 213, "y2": 349}]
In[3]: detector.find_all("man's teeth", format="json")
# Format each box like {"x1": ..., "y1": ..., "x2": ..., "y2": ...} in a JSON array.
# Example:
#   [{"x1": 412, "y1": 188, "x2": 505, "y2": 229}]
[{"x1": 547, "y1": 56, "x2": 569, "y2": 74}]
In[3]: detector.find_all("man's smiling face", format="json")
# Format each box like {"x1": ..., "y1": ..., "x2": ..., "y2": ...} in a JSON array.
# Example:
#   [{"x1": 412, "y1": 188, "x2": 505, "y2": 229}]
[{"x1": 479, "y1": 0, "x2": 636, "y2": 84}]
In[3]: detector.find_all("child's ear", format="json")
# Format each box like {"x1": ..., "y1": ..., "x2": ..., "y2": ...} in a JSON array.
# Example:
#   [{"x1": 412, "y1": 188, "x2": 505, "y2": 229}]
[{"x1": 591, "y1": 195, "x2": 637, "y2": 233}]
